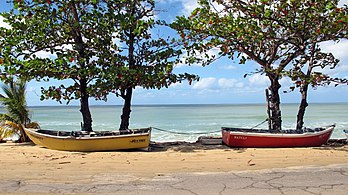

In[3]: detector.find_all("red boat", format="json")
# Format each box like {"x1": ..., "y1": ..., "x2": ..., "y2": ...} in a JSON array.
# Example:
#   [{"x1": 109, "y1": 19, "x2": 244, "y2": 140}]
[{"x1": 222, "y1": 125, "x2": 335, "y2": 148}]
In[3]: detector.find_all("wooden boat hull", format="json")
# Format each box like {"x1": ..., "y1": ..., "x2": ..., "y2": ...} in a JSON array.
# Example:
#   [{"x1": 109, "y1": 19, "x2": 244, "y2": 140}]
[
  {"x1": 222, "y1": 125, "x2": 335, "y2": 148},
  {"x1": 24, "y1": 127, "x2": 151, "y2": 152}
]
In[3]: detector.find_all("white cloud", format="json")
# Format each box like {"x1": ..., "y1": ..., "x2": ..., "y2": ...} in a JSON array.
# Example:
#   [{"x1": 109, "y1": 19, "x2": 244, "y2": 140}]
[
  {"x1": 279, "y1": 77, "x2": 292, "y2": 88},
  {"x1": 0, "y1": 15, "x2": 11, "y2": 29},
  {"x1": 248, "y1": 74, "x2": 269, "y2": 88},
  {"x1": 319, "y1": 39, "x2": 348, "y2": 76},
  {"x1": 156, "y1": 0, "x2": 197, "y2": 16},
  {"x1": 58, "y1": 44, "x2": 73, "y2": 51},
  {"x1": 170, "y1": 82, "x2": 184, "y2": 88},
  {"x1": 179, "y1": 0, "x2": 224, "y2": 16},
  {"x1": 321, "y1": 40, "x2": 348, "y2": 62},
  {"x1": 193, "y1": 77, "x2": 217, "y2": 89},
  {"x1": 235, "y1": 82, "x2": 244, "y2": 88},
  {"x1": 33, "y1": 50, "x2": 57, "y2": 59},
  {"x1": 246, "y1": 74, "x2": 293, "y2": 91},
  {"x1": 338, "y1": 0, "x2": 347, "y2": 7},
  {"x1": 192, "y1": 77, "x2": 245, "y2": 90},
  {"x1": 218, "y1": 78, "x2": 235, "y2": 88},
  {"x1": 27, "y1": 43, "x2": 73, "y2": 59},
  {"x1": 179, "y1": 0, "x2": 199, "y2": 16},
  {"x1": 218, "y1": 78, "x2": 244, "y2": 88},
  {"x1": 42, "y1": 45, "x2": 72, "y2": 57}
]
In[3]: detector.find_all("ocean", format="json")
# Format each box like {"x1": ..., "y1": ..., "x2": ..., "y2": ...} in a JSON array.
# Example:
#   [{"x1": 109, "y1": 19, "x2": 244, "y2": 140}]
[{"x1": 26, "y1": 103, "x2": 348, "y2": 142}]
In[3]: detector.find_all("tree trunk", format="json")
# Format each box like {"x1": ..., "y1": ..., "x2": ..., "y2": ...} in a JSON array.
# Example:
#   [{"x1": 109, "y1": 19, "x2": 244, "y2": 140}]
[
  {"x1": 296, "y1": 84, "x2": 309, "y2": 130},
  {"x1": 80, "y1": 79, "x2": 93, "y2": 132},
  {"x1": 19, "y1": 127, "x2": 30, "y2": 142},
  {"x1": 70, "y1": 2, "x2": 93, "y2": 132},
  {"x1": 268, "y1": 76, "x2": 282, "y2": 130},
  {"x1": 296, "y1": 63, "x2": 313, "y2": 130},
  {"x1": 119, "y1": 4, "x2": 136, "y2": 131},
  {"x1": 296, "y1": 43, "x2": 316, "y2": 130},
  {"x1": 265, "y1": 89, "x2": 272, "y2": 130},
  {"x1": 119, "y1": 87, "x2": 133, "y2": 130}
]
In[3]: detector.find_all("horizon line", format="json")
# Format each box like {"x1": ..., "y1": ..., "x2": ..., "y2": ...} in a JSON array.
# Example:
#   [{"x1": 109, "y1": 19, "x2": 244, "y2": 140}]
[{"x1": 19, "y1": 101, "x2": 348, "y2": 107}]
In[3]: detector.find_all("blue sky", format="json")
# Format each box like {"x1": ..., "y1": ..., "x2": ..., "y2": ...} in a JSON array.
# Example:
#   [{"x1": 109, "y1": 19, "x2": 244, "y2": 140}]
[{"x1": 1, "y1": 0, "x2": 348, "y2": 106}]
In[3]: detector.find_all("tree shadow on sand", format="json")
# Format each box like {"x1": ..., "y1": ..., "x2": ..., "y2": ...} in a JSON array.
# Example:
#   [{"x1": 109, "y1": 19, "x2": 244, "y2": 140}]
[
  {"x1": 149, "y1": 138, "x2": 347, "y2": 153},
  {"x1": 313, "y1": 139, "x2": 348, "y2": 152},
  {"x1": 149, "y1": 141, "x2": 247, "y2": 153}
]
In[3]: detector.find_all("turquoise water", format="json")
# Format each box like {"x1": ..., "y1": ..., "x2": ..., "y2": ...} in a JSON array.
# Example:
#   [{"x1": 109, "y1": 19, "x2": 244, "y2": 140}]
[{"x1": 26, "y1": 103, "x2": 348, "y2": 142}]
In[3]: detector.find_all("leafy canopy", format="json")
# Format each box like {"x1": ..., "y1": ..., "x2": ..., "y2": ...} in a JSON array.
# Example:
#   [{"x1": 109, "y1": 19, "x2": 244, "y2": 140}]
[
  {"x1": 172, "y1": 0, "x2": 348, "y2": 75},
  {"x1": 96, "y1": 0, "x2": 199, "y2": 99},
  {"x1": 1, "y1": 0, "x2": 122, "y2": 104},
  {"x1": 0, "y1": 0, "x2": 198, "y2": 104},
  {"x1": 172, "y1": 0, "x2": 348, "y2": 130}
]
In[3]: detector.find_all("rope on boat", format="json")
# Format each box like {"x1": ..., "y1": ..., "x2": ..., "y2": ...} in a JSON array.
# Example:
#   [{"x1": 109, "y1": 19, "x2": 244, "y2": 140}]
[
  {"x1": 251, "y1": 118, "x2": 268, "y2": 129},
  {"x1": 151, "y1": 127, "x2": 221, "y2": 135},
  {"x1": 152, "y1": 118, "x2": 268, "y2": 135}
]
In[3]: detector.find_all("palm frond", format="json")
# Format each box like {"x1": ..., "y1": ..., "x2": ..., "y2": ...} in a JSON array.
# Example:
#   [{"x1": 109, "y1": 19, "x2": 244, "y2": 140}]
[
  {"x1": 26, "y1": 122, "x2": 40, "y2": 129},
  {"x1": 0, "y1": 120, "x2": 20, "y2": 140},
  {"x1": 0, "y1": 79, "x2": 34, "y2": 142},
  {"x1": 0, "y1": 79, "x2": 30, "y2": 124},
  {"x1": 0, "y1": 114, "x2": 15, "y2": 122},
  {"x1": 4, "y1": 120, "x2": 20, "y2": 130}
]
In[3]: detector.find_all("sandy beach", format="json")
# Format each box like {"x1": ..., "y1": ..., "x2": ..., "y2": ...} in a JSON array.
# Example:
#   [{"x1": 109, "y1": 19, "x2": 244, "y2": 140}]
[
  {"x1": 1, "y1": 142, "x2": 347, "y2": 180},
  {"x1": 0, "y1": 142, "x2": 347, "y2": 194}
]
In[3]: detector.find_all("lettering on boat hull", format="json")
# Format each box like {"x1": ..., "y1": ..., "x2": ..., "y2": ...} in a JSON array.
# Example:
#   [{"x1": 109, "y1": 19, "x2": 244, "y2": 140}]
[
  {"x1": 130, "y1": 139, "x2": 146, "y2": 143},
  {"x1": 234, "y1": 136, "x2": 247, "y2": 140}
]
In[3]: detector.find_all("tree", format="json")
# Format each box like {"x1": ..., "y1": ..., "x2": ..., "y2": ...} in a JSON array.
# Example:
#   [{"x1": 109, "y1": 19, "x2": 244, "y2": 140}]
[
  {"x1": 1, "y1": 0, "x2": 117, "y2": 131},
  {"x1": 282, "y1": 1, "x2": 347, "y2": 129},
  {"x1": 97, "y1": 0, "x2": 198, "y2": 130},
  {"x1": 287, "y1": 47, "x2": 340, "y2": 130},
  {"x1": 0, "y1": 78, "x2": 39, "y2": 142},
  {"x1": 1, "y1": 0, "x2": 198, "y2": 132},
  {"x1": 172, "y1": 0, "x2": 347, "y2": 130}
]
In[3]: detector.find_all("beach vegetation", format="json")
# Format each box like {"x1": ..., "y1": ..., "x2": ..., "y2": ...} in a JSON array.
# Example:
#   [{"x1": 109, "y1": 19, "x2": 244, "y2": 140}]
[
  {"x1": 172, "y1": 0, "x2": 348, "y2": 130},
  {"x1": 0, "y1": 78, "x2": 39, "y2": 142},
  {"x1": 0, "y1": 0, "x2": 120, "y2": 132},
  {"x1": 98, "y1": 0, "x2": 198, "y2": 130},
  {"x1": 0, "y1": 0, "x2": 198, "y2": 132}
]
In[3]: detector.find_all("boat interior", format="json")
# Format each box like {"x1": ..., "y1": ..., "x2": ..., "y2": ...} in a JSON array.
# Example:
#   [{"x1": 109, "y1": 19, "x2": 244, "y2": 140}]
[
  {"x1": 222, "y1": 126, "x2": 329, "y2": 134},
  {"x1": 36, "y1": 128, "x2": 151, "y2": 137}
]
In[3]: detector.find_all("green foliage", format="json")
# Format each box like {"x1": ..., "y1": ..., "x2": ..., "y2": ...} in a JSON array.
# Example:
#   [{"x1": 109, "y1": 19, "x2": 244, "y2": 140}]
[
  {"x1": 173, "y1": 0, "x2": 347, "y2": 70},
  {"x1": 172, "y1": 0, "x2": 348, "y2": 130},
  {"x1": 0, "y1": 0, "x2": 122, "y2": 131},
  {"x1": 0, "y1": 78, "x2": 38, "y2": 142},
  {"x1": 94, "y1": 0, "x2": 199, "y2": 129},
  {"x1": 0, "y1": 79, "x2": 29, "y2": 125},
  {"x1": 1, "y1": 0, "x2": 198, "y2": 103},
  {"x1": 285, "y1": 45, "x2": 340, "y2": 93},
  {"x1": 1, "y1": 0, "x2": 116, "y2": 103},
  {"x1": 1, "y1": 0, "x2": 198, "y2": 130},
  {"x1": 96, "y1": 0, "x2": 198, "y2": 99}
]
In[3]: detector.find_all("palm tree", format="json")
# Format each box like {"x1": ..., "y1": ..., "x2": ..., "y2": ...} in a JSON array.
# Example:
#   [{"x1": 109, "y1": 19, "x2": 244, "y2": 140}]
[{"x1": 0, "y1": 79, "x2": 39, "y2": 142}]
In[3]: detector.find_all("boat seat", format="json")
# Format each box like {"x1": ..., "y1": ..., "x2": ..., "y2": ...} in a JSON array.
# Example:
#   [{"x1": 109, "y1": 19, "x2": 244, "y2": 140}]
[
  {"x1": 89, "y1": 132, "x2": 97, "y2": 137},
  {"x1": 120, "y1": 129, "x2": 134, "y2": 135}
]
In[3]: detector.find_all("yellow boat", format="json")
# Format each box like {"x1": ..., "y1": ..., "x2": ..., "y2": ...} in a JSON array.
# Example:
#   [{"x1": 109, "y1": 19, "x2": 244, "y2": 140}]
[{"x1": 23, "y1": 127, "x2": 152, "y2": 152}]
